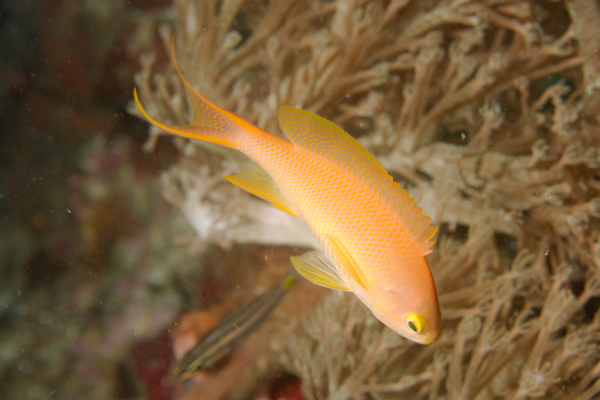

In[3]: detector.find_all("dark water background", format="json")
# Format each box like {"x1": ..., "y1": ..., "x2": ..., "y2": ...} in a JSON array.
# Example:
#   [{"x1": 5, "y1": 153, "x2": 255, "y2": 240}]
[{"x1": 0, "y1": 1, "x2": 187, "y2": 398}]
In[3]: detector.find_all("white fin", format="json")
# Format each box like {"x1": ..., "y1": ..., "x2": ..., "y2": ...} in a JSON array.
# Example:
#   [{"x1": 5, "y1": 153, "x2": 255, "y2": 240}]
[
  {"x1": 290, "y1": 251, "x2": 350, "y2": 291},
  {"x1": 278, "y1": 106, "x2": 436, "y2": 254},
  {"x1": 224, "y1": 163, "x2": 299, "y2": 217}
]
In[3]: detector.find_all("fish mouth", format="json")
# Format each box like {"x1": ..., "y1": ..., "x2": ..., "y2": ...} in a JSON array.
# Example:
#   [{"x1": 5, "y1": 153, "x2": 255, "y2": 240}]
[
  {"x1": 407, "y1": 331, "x2": 438, "y2": 345},
  {"x1": 417, "y1": 337, "x2": 436, "y2": 345}
]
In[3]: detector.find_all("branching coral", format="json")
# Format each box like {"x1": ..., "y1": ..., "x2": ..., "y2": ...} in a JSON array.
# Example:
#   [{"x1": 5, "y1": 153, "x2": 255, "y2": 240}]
[
  {"x1": 282, "y1": 250, "x2": 600, "y2": 400},
  {"x1": 160, "y1": 163, "x2": 318, "y2": 251},
  {"x1": 131, "y1": 0, "x2": 600, "y2": 399}
]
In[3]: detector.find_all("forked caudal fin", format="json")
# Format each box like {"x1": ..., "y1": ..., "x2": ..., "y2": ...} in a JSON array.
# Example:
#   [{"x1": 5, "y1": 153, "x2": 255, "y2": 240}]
[{"x1": 134, "y1": 36, "x2": 255, "y2": 149}]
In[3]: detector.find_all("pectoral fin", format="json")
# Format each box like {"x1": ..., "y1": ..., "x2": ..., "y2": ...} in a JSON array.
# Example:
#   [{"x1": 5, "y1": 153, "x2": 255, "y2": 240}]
[
  {"x1": 327, "y1": 236, "x2": 368, "y2": 291},
  {"x1": 290, "y1": 251, "x2": 350, "y2": 291},
  {"x1": 224, "y1": 163, "x2": 299, "y2": 218}
]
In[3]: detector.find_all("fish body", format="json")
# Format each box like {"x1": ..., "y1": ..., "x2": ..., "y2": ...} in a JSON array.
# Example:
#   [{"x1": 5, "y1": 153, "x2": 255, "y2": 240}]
[
  {"x1": 135, "y1": 48, "x2": 440, "y2": 344},
  {"x1": 177, "y1": 275, "x2": 297, "y2": 380}
]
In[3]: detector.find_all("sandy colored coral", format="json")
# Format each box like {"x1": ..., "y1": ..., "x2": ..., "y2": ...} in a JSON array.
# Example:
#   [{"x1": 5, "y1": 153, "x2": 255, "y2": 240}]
[{"x1": 132, "y1": 0, "x2": 600, "y2": 399}]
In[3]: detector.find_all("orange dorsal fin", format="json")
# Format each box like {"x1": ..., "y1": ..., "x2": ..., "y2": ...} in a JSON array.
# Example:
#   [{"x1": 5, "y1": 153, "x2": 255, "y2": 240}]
[
  {"x1": 278, "y1": 106, "x2": 436, "y2": 254},
  {"x1": 134, "y1": 37, "x2": 258, "y2": 149}
]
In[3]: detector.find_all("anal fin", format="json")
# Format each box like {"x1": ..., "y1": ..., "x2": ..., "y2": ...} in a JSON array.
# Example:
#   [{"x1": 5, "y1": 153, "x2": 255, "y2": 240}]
[{"x1": 224, "y1": 163, "x2": 299, "y2": 218}]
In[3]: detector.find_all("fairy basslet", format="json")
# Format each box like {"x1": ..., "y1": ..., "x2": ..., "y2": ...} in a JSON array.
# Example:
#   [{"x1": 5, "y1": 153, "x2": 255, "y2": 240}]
[{"x1": 134, "y1": 48, "x2": 440, "y2": 344}]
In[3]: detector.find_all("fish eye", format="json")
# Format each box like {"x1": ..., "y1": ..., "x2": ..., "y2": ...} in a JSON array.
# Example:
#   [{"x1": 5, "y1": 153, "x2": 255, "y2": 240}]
[{"x1": 405, "y1": 314, "x2": 425, "y2": 334}]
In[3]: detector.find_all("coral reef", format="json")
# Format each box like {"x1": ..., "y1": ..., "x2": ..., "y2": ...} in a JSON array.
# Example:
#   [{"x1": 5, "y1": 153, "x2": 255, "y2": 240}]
[
  {"x1": 133, "y1": 0, "x2": 600, "y2": 399},
  {"x1": 160, "y1": 164, "x2": 319, "y2": 251}
]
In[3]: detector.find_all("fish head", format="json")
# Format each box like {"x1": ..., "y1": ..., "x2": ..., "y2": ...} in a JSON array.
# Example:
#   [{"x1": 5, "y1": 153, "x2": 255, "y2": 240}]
[
  {"x1": 370, "y1": 300, "x2": 440, "y2": 344},
  {"x1": 367, "y1": 260, "x2": 441, "y2": 344}
]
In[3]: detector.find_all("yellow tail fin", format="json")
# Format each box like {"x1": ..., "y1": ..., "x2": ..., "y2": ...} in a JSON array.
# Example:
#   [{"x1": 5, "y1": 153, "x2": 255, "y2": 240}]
[{"x1": 134, "y1": 37, "x2": 253, "y2": 149}]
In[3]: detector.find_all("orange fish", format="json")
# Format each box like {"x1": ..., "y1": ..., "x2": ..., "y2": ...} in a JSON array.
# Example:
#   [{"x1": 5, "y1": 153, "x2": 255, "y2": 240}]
[{"x1": 134, "y1": 51, "x2": 440, "y2": 344}]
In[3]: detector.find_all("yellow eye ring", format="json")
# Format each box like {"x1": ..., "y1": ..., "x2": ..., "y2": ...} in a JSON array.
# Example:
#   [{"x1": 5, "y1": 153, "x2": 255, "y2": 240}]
[{"x1": 405, "y1": 314, "x2": 426, "y2": 334}]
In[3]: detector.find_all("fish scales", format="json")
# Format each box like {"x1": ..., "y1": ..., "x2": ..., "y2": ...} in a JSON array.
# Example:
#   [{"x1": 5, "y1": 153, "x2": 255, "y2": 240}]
[
  {"x1": 239, "y1": 122, "x2": 429, "y2": 295},
  {"x1": 134, "y1": 42, "x2": 441, "y2": 343}
]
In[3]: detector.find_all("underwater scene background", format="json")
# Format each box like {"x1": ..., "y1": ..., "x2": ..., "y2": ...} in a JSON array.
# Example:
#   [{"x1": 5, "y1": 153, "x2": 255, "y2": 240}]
[{"x1": 1, "y1": 0, "x2": 600, "y2": 399}]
